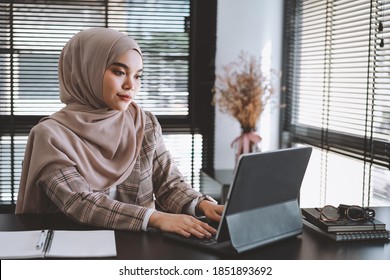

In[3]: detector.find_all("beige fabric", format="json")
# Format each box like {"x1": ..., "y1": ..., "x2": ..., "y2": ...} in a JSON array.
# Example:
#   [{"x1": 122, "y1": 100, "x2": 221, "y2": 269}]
[{"x1": 16, "y1": 28, "x2": 145, "y2": 213}]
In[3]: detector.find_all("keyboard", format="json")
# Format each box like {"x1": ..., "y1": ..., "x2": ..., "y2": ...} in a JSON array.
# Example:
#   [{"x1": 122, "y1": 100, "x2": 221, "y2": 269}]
[{"x1": 164, "y1": 232, "x2": 221, "y2": 249}]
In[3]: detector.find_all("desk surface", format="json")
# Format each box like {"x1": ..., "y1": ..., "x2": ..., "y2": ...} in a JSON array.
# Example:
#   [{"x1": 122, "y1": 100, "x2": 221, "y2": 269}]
[{"x1": 1, "y1": 207, "x2": 389, "y2": 260}]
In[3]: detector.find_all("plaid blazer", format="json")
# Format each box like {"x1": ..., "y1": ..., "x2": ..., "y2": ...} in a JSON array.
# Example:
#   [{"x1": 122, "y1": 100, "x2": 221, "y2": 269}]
[{"x1": 38, "y1": 111, "x2": 202, "y2": 231}]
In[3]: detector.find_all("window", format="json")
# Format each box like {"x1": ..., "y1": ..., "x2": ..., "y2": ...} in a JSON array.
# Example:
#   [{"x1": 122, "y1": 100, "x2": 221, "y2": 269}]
[
  {"x1": 283, "y1": 0, "x2": 390, "y2": 207},
  {"x1": 0, "y1": 0, "x2": 216, "y2": 209}
]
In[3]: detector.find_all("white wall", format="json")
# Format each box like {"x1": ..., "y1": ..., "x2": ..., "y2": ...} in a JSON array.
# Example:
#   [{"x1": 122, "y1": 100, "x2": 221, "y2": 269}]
[{"x1": 214, "y1": 0, "x2": 284, "y2": 169}]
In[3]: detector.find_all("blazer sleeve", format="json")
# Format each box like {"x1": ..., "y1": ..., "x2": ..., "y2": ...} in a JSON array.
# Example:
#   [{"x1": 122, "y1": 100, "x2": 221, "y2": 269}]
[
  {"x1": 146, "y1": 111, "x2": 202, "y2": 213},
  {"x1": 37, "y1": 166, "x2": 148, "y2": 231}
]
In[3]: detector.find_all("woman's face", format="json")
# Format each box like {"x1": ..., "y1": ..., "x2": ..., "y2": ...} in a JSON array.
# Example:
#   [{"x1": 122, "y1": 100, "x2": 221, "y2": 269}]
[{"x1": 102, "y1": 49, "x2": 143, "y2": 111}]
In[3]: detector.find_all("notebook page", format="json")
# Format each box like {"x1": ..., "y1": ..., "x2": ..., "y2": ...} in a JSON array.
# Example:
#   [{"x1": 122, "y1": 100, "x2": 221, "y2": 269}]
[
  {"x1": 45, "y1": 230, "x2": 116, "y2": 258},
  {"x1": 0, "y1": 230, "x2": 46, "y2": 259}
]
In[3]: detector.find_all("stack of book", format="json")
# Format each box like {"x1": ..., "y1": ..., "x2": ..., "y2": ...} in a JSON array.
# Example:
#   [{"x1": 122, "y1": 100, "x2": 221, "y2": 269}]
[{"x1": 302, "y1": 208, "x2": 390, "y2": 241}]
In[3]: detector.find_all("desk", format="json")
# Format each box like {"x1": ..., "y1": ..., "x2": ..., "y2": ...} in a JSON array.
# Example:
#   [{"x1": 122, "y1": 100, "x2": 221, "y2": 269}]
[{"x1": 1, "y1": 207, "x2": 389, "y2": 259}]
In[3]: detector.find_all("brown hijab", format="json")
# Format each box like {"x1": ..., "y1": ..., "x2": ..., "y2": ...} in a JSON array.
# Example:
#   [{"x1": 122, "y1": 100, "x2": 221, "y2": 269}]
[{"x1": 16, "y1": 28, "x2": 145, "y2": 213}]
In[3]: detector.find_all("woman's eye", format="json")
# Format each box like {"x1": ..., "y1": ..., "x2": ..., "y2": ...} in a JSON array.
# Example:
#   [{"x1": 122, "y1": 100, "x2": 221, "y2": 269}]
[{"x1": 114, "y1": 70, "x2": 125, "y2": 76}]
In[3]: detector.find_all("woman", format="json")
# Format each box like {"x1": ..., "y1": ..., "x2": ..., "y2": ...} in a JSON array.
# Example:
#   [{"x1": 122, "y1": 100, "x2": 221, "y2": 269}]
[{"x1": 16, "y1": 27, "x2": 223, "y2": 239}]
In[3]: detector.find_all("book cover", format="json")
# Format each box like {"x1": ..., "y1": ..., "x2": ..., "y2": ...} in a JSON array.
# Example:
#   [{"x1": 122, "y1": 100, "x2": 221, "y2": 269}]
[
  {"x1": 0, "y1": 230, "x2": 117, "y2": 259},
  {"x1": 303, "y1": 219, "x2": 390, "y2": 241},
  {"x1": 301, "y1": 208, "x2": 386, "y2": 232}
]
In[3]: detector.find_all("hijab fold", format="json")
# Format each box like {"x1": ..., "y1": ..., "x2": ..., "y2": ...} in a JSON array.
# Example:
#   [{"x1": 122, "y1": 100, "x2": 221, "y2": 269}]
[{"x1": 16, "y1": 28, "x2": 145, "y2": 213}]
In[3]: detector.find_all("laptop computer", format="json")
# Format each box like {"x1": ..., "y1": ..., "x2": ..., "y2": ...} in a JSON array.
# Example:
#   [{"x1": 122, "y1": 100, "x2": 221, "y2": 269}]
[{"x1": 164, "y1": 146, "x2": 312, "y2": 254}]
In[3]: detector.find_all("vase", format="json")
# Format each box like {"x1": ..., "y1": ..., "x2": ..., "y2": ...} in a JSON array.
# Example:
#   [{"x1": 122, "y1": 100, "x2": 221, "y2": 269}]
[{"x1": 231, "y1": 127, "x2": 262, "y2": 164}]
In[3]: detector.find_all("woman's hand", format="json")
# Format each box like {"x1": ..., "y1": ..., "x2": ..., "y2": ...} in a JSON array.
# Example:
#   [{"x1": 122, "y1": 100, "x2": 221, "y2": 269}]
[
  {"x1": 148, "y1": 211, "x2": 217, "y2": 238},
  {"x1": 198, "y1": 200, "x2": 224, "y2": 222}
]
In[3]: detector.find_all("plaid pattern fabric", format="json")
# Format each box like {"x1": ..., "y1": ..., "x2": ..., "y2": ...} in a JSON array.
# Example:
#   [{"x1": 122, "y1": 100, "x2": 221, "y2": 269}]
[{"x1": 38, "y1": 111, "x2": 201, "y2": 231}]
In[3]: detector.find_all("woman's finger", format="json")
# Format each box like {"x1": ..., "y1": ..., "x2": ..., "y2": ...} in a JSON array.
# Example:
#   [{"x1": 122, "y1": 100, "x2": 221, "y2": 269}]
[{"x1": 180, "y1": 219, "x2": 215, "y2": 238}]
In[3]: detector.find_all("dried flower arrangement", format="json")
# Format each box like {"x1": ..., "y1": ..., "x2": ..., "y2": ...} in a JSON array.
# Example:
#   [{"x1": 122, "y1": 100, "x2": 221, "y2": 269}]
[
  {"x1": 213, "y1": 51, "x2": 275, "y2": 131},
  {"x1": 213, "y1": 51, "x2": 276, "y2": 157}
]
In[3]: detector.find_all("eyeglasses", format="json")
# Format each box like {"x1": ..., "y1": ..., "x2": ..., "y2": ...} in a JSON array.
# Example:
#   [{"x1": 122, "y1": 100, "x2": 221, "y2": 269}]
[{"x1": 315, "y1": 204, "x2": 375, "y2": 222}]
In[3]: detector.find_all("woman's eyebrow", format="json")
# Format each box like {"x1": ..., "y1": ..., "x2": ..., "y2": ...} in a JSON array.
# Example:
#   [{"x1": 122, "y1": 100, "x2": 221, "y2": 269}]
[
  {"x1": 112, "y1": 62, "x2": 129, "y2": 70},
  {"x1": 111, "y1": 62, "x2": 143, "y2": 73}
]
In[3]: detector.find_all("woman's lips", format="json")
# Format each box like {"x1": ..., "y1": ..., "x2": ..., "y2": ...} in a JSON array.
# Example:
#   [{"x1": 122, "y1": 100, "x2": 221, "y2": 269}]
[{"x1": 117, "y1": 94, "x2": 131, "y2": 101}]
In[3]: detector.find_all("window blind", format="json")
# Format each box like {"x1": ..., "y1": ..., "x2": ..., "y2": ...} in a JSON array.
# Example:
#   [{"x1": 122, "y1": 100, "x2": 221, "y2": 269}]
[
  {"x1": 1, "y1": 0, "x2": 190, "y2": 116},
  {"x1": 283, "y1": 0, "x2": 390, "y2": 206},
  {"x1": 0, "y1": 0, "x2": 214, "y2": 209}
]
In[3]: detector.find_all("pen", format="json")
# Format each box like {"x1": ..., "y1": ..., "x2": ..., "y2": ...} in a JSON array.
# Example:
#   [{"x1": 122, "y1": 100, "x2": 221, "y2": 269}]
[{"x1": 36, "y1": 230, "x2": 47, "y2": 250}]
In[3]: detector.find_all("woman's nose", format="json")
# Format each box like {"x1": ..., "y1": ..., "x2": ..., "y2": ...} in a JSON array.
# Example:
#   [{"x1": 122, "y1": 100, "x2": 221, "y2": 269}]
[{"x1": 123, "y1": 78, "x2": 134, "y2": 91}]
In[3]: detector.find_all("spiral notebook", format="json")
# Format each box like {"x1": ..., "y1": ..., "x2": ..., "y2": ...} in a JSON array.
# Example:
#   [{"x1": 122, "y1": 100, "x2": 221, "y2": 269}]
[
  {"x1": 0, "y1": 230, "x2": 117, "y2": 259},
  {"x1": 303, "y1": 219, "x2": 390, "y2": 241}
]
